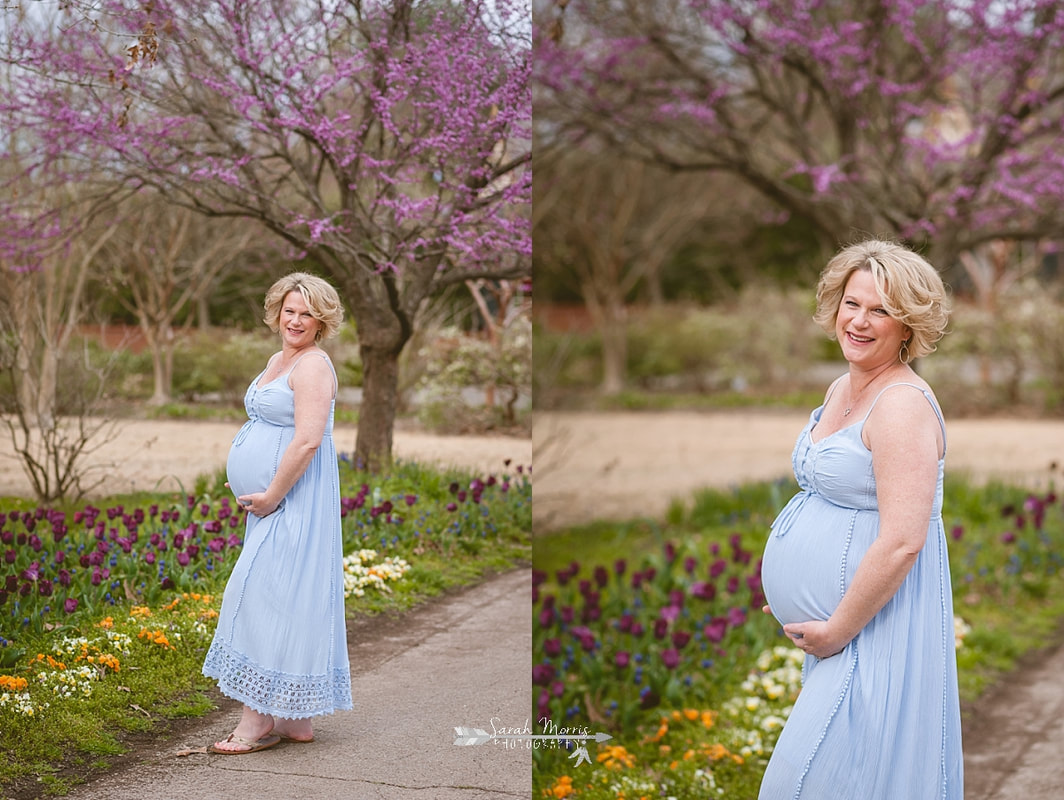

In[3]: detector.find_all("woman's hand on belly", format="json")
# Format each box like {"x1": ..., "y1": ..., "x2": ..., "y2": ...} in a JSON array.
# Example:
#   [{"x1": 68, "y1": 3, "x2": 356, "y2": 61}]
[
  {"x1": 237, "y1": 491, "x2": 280, "y2": 518},
  {"x1": 782, "y1": 618, "x2": 849, "y2": 660}
]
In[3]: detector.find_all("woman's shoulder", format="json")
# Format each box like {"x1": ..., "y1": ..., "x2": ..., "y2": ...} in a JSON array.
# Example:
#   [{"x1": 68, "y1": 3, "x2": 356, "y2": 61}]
[
  {"x1": 864, "y1": 378, "x2": 944, "y2": 454},
  {"x1": 288, "y1": 348, "x2": 335, "y2": 386}
]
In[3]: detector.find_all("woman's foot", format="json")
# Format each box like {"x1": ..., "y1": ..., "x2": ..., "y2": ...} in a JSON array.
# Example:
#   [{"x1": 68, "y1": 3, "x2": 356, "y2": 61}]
[
  {"x1": 211, "y1": 707, "x2": 277, "y2": 753},
  {"x1": 271, "y1": 717, "x2": 315, "y2": 743}
]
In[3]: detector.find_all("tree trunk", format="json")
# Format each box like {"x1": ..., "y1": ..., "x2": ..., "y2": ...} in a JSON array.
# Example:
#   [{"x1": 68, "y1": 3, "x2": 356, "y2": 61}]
[
  {"x1": 600, "y1": 314, "x2": 627, "y2": 396},
  {"x1": 356, "y1": 342, "x2": 401, "y2": 472},
  {"x1": 145, "y1": 325, "x2": 173, "y2": 406}
]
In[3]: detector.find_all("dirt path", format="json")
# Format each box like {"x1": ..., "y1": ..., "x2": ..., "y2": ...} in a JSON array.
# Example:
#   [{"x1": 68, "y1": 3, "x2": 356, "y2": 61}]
[
  {"x1": 533, "y1": 410, "x2": 1064, "y2": 532},
  {"x1": 0, "y1": 419, "x2": 532, "y2": 500}
]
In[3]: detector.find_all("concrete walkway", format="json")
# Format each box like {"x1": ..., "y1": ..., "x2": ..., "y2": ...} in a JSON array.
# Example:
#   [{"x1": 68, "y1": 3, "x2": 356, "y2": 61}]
[
  {"x1": 62, "y1": 569, "x2": 532, "y2": 800},
  {"x1": 963, "y1": 632, "x2": 1064, "y2": 800}
]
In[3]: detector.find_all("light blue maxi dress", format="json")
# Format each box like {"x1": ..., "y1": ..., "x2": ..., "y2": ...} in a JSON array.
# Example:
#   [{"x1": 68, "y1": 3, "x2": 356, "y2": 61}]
[
  {"x1": 759, "y1": 382, "x2": 962, "y2": 800},
  {"x1": 203, "y1": 350, "x2": 353, "y2": 719}
]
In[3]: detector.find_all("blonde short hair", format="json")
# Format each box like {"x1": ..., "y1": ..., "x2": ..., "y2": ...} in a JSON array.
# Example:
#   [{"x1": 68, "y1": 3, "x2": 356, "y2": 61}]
[
  {"x1": 813, "y1": 239, "x2": 950, "y2": 359},
  {"x1": 263, "y1": 272, "x2": 344, "y2": 341}
]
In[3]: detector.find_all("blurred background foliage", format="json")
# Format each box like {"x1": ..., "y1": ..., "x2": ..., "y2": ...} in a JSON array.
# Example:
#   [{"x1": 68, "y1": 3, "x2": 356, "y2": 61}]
[{"x1": 533, "y1": 154, "x2": 1064, "y2": 417}]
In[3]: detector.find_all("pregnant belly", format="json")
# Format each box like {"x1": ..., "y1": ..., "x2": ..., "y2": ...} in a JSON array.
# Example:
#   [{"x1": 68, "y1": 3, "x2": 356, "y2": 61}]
[
  {"x1": 760, "y1": 497, "x2": 865, "y2": 627},
  {"x1": 225, "y1": 422, "x2": 280, "y2": 499}
]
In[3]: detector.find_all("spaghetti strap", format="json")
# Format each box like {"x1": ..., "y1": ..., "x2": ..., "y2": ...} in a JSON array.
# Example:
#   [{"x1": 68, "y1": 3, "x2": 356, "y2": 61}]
[
  {"x1": 865, "y1": 382, "x2": 947, "y2": 453},
  {"x1": 288, "y1": 350, "x2": 338, "y2": 396},
  {"x1": 823, "y1": 375, "x2": 846, "y2": 405}
]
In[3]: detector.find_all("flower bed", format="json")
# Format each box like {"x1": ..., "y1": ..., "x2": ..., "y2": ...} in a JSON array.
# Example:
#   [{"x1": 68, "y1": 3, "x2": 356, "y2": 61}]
[{"x1": 533, "y1": 480, "x2": 1063, "y2": 798}]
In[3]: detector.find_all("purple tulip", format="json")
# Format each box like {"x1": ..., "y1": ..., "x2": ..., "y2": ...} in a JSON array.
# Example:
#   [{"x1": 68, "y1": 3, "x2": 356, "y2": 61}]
[
  {"x1": 446, "y1": 503, "x2": 457, "y2": 512},
  {"x1": 672, "y1": 631, "x2": 691, "y2": 649},
  {"x1": 569, "y1": 625, "x2": 596, "y2": 652},
  {"x1": 659, "y1": 604, "x2": 681, "y2": 623},
  {"x1": 653, "y1": 618, "x2": 669, "y2": 639},
  {"x1": 614, "y1": 559, "x2": 627, "y2": 577},
  {"x1": 704, "y1": 618, "x2": 728, "y2": 643},
  {"x1": 710, "y1": 559, "x2": 727, "y2": 579},
  {"x1": 145, "y1": 551, "x2": 156, "y2": 565},
  {"x1": 617, "y1": 613, "x2": 633, "y2": 633},
  {"x1": 560, "y1": 606, "x2": 574, "y2": 624},
  {"x1": 615, "y1": 651, "x2": 630, "y2": 668},
  {"x1": 630, "y1": 622, "x2": 645, "y2": 637},
  {"x1": 593, "y1": 565, "x2": 608, "y2": 588},
  {"x1": 661, "y1": 648, "x2": 681, "y2": 670},
  {"x1": 56, "y1": 569, "x2": 71, "y2": 587},
  {"x1": 38, "y1": 579, "x2": 53, "y2": 597},
  {"x1": 691, "y1": 581, "x2": 716, "y2": 601},
  {"x1": 544, "y1": 638, "x2": 562, "y2": 657},
  {"x1": 536, "y1": 689, "x2": 550, "y2": 720},
  {"x1": 21, "y1": 562, "x2": 40, "y2": 581},
  {"x1": 532, "y1": 663, "x2": 556, "y2": 686},
  {"x1": 177, "y1": 552, "x2": 191, "y2": 567},
  {"x1": 951, "y1": 525, "x2": 964, "y2": 541},
  {"x1": 550, "y1": 680, "x2": 565, "y2": 698},
  {"x1": 538, "y1": 607, "x2": 555, "y2": 628},
  {"x1": 683, "y1": 556, "x2": 697, "y2": 574},
  {"x1": 3, "y1": 549, "x2": 15, "y2": 564},
  {"x1": 1001, "y1": 531, "x2": 1016, "y2": 544},
  {"x1": 404, "y1": 494, "x2": 417, "y2": 506},
  {"x1": 727, "y1": 607, "x2": 747, "y2": 627},
  {"x1": 64, "y1": 597, "x2": 78, "y2": 613},
  {"x1": 726, "y1": 576, "x2": 740, "y2": 594}
]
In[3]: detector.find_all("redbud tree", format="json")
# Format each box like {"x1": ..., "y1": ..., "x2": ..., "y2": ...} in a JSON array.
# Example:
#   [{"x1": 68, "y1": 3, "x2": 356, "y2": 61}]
[
  {"x1": 3, "y1": 0, "x2": 531, "y2": 470},
  {"x1": 536, "y1": 0, "x2": 1064, "y2": 268}
]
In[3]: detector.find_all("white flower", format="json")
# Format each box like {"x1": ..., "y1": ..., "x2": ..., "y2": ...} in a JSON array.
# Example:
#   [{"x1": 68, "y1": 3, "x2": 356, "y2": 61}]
[{"x1": 954, "y1": 616, "x2": 971, "y2": 649}]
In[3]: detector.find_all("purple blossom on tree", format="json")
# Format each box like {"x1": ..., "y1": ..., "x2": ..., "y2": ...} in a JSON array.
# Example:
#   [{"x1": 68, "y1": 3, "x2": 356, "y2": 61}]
[
  {"x1": 3, "y1": 0, "x2": 530, "y2": 470},
  {"x1": 536, "y1": 0, "x2": 1064, "y2": 267}
]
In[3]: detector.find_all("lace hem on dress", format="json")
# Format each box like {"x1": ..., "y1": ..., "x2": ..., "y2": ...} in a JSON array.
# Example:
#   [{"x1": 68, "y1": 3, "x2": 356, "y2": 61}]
[{"x1": 203, "y1": 641, "x2": 353, "y2": 719}]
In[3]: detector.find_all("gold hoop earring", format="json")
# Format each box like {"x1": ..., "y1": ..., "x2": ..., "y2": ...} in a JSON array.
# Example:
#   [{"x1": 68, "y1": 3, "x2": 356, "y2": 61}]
[{"x1": 899, "y1": 339, "x2": 912, "y2": 364}]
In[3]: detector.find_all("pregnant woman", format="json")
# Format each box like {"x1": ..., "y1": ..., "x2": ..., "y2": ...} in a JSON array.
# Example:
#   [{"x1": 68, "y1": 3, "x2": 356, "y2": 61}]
[
  {"x1": 759, "y1": 240, "x2": 962, "y2": 799},
  {"x1": 203, "y1": 272, "x2": 352, "y2": 754}
]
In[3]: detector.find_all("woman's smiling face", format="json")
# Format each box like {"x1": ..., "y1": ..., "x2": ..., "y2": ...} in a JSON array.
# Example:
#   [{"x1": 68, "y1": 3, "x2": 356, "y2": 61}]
[
  {"x1": 279, "y1": 290, "x2": 322, "y2": 347},
  {"x1": 835, "y1": 269, "x2": 910, "y2": 368}
]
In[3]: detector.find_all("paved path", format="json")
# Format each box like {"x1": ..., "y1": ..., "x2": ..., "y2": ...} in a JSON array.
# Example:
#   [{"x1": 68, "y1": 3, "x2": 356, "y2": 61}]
[
  {"x1": 62, "y1": 569, "x2": 531, "y2": 800},
  {"x1": 963, "y1": 632, "x2": 1064, "y2": 800}
]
